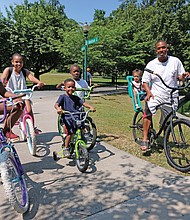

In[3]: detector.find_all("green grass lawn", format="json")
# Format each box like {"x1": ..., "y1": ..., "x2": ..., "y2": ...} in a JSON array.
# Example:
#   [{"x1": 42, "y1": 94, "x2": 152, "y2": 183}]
[
  {"x1": 87, "y1": 94, "x2": 183, "y2": 174},
  {"x1": 26, "y1": 72, "x2": 128, "y2": 88}
]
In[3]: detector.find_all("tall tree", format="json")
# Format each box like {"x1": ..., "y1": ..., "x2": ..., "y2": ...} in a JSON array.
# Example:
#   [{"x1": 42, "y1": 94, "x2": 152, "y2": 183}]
[{"x1": 4, "y1": 0, "x2": 74, "y2": 78}]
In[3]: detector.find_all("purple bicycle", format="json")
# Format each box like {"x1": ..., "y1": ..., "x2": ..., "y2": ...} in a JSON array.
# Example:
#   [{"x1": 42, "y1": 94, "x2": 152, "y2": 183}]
[{"x1": 0, "y1": 96, "x2": 29, "y2": 213}]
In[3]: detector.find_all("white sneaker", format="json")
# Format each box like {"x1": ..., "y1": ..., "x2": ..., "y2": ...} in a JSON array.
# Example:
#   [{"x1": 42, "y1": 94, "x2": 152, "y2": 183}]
[{"x1": 64, "y1": 148, "x2": 70, "y2": 157}]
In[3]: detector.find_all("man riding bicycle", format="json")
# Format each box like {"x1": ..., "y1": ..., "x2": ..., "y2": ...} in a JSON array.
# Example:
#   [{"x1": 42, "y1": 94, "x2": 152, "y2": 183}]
[{"x1": 141, "y1": 40, "x2": 190, "y2": 152}]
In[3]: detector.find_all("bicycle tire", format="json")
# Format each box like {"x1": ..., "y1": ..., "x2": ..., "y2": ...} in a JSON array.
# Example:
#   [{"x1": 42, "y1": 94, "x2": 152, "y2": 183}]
[
  {"x1": 75, "y1": 143, "x2": 89, "y2": 173},
  {"x1": 26, "y1": 118, "x2": 36, "y2": 156},
  {"x1": 19, "y1": 122, "x2": 26, "y2": 141},
  {"x1": 132, "y1": 110, "x2": 144, "y2": 145},
  {"x1": 164, "y1": 119, "x2": 190, "y2": 173},
  {"x1": 83, "y1": 116, "x2": 97, "y2": 151},
  {"x1": 0, "y1": 151, "x2": 29, "y2": 213}
]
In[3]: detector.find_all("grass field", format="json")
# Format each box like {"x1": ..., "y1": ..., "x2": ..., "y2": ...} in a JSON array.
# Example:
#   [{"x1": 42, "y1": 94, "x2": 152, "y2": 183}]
[{"x1": 26, "y1": 72, "x2": 128, "y2": 88}]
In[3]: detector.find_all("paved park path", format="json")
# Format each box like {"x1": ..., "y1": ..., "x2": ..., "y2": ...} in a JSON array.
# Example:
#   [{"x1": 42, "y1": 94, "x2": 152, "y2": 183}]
[{"x1": 0, "y1": 88, "x2": 190, "y2": 220}]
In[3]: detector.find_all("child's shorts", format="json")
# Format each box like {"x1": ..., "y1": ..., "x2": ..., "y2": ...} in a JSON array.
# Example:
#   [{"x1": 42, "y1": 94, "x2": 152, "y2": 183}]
[{"x1": 61, "y1": 117, "x2": 77, "y2": 135}]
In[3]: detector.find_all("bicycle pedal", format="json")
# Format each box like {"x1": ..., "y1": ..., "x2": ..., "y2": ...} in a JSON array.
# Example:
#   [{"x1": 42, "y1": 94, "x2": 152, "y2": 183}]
[{"x1": 130, "y1": 125, "x2": 137, "y2": 128}]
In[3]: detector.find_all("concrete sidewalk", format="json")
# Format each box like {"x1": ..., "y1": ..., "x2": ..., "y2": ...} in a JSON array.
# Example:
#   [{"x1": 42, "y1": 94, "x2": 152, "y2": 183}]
[{"x1": 0, "y1": 89, "x2": 189, "y2": 220}]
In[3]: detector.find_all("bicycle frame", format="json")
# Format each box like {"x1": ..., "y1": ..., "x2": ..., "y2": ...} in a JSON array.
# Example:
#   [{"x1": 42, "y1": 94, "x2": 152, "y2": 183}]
[
  {"x1": 75, "y1": 86, "x2": 94, "y2": 100},
  {"x1": 19, "y1": 107, "x2": 34, "y2": 134},
  {"x1": 63, "y1": 110, "x2": 91, "y2": 143},
  {"x1": 72, "y1": 128, "x2": 86, "y2": 158},
  {"x1": 6, "y1": 85, "x2": 38, "y2": 128}
]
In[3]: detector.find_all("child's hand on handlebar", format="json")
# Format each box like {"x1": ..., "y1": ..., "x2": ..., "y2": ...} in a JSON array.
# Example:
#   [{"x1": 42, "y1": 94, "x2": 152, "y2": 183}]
[
  {"x1": 90, "y1": 107, "x2": 96, "y2": 112},
  {"x1": 182, "y1": 72, "x2": 190, "y2": 79},
  {"x1": 37, "y1": 82, "x2": 45, "y2": 88},
  {"x1": 56, "y1": 107, "x2": 63, "y2": 115}
]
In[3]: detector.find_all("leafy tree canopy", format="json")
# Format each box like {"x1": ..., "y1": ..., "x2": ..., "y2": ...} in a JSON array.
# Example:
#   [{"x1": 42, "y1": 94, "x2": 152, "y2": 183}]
[{"x1": 0, "y1": 0, "x2": 189, "y2": 78}]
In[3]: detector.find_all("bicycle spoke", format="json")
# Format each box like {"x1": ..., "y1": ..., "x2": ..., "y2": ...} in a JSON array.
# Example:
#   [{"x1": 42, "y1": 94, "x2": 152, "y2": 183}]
[{"x1": 164, "y1": 119, "x2": 190, "y2": 172}]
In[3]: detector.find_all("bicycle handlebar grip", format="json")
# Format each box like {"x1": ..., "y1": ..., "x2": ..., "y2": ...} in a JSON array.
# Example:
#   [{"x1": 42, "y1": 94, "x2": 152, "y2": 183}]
[{"x1": 14, "y1": 89, "x2": 32, "y2": 94}]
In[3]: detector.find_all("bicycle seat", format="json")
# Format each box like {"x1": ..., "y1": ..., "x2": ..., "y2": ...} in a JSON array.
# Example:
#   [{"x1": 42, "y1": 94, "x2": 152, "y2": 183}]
[{"x1": 127, "y1": 76, "x2": 146, "y2": 112}]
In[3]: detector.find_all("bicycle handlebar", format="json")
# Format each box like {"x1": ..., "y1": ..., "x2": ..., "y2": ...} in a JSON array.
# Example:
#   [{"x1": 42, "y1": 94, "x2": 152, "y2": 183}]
[
  {"x1": 144, "y1": 68, "x2": 190, "y2": 91},
  {"x1": 7, "y1": 85, "x2": 38, "y2": 100},
  {"x1": 61, "y1": 109, "x2": 92, "y2": 123},
  {"x1": 76, "y1": 86, "x2": 94, "y2": 99}
]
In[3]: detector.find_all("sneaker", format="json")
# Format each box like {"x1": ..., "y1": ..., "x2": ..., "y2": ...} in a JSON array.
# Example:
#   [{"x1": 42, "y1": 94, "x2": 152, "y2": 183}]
[
  {"x1": 63, "y1": 148, "x2": 70, "y2": 158},
  {"x1": 34, "y1": 127, "x2": 42, "y2": 135},
  {"x1": 5, "y1": 131, "x2": 20, "y2": 142}
]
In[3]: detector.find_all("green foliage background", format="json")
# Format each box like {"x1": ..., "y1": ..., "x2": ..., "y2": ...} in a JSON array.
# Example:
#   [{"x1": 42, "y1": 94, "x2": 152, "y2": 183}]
[{"x1": 0, "y1": 0, "x2": 189, "y2": 79}]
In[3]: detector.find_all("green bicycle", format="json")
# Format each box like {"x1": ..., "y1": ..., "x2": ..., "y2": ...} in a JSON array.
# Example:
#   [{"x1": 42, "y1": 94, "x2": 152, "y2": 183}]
[
  {"x1": 53, "y1": 109, "x2": 94, "y2": 173},
  {"x1": 57, "y1": 86, "x2": 97, "y2": 151}
]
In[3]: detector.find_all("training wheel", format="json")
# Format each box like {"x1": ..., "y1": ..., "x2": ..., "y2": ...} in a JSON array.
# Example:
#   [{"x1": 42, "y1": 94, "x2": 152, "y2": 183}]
[{"x1": 53, "y1": 151, "x2": 58, "y2": 161}]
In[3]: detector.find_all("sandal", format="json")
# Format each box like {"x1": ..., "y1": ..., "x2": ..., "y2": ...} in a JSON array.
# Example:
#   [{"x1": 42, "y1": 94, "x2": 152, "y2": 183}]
[{"x1": 140, "y1": 140, "x2": 149, "y2": 151}]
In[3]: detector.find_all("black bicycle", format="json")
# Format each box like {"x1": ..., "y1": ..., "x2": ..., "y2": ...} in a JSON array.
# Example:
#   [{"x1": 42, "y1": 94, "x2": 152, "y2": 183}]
[{"x1": 131, "y1": 68, "x2": 190, "y2": 173}]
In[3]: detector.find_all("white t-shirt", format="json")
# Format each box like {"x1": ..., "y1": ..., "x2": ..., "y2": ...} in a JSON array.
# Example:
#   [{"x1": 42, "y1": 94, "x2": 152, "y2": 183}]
[
  {"x1": 74, "y1": 79, "x2": 89, "y2": 99},
  {"x1": 142, "y1": 55, "x2": 185, "y2": 98},
  {"x1": 132, "y1": 80, "x2": 141, "y2": 93},
  {"x1": 6, "y1": 69, "x2": 27, "y2": 91}
]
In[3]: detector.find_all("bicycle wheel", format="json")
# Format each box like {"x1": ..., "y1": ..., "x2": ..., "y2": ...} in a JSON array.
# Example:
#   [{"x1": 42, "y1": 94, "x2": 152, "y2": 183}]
[
  {"x1": 19, "y1": 122, "x2": 26, "y2": 141},
  {"x1": 0, "y1": 151, "x2": 29, "y2": 213},
  {"x1": 83, "y1": 116, "x2": 97, "y2": 151},
  {"x1": 164, "y1": 119, "x2": 190, "y2": 173},
  {"x1": 75, "y1": 142, "x2": 89, "y2": 173},
  {"x1": 132, "y1": 110, "x2": 144, "y2": 145},
  {"x1": 26, "y1": 118, "x2": 36, "y2": 156}
]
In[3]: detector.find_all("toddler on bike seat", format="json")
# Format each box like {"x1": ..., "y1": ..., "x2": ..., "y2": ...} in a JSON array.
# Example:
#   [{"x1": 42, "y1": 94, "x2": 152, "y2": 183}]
[
  {"x1": 54, "y1": 78, "x2": 96, "y2": 157},
  {"x1": 132, "y1": 69, "x2": 145, "y2": 109}
]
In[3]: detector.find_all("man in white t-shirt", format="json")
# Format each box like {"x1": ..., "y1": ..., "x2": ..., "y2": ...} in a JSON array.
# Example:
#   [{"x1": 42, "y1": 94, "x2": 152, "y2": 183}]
[{"x1": 141, "y1": 40, "x2": 189, "y2": 152}]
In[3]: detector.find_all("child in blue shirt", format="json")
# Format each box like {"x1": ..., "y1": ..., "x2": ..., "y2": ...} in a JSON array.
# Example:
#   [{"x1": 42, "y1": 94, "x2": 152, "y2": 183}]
[{"x1": 54, "y1": 78, "x2": 96, "y2": 157}]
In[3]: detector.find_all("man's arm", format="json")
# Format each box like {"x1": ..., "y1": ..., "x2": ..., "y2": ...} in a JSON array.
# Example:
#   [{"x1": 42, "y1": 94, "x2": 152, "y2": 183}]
[
  {"x1": 178, "y1": 72, "x2": 190, "y2": 81},
  {"x1": 56, "y1": 81, "x2": 64, "y2": 89},
  {"x1": 142, "y1": 82, "x2": 154, "y2": 101},
  {"x1": 26, "y1": 69, "x2": 44, "y2": 87}
]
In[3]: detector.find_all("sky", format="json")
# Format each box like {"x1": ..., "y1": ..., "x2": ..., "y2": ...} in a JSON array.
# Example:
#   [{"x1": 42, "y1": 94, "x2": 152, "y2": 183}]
[{"x1": 0, "y1": 0, "x2": 125, "y2": 24}]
